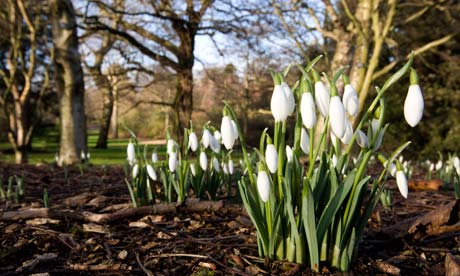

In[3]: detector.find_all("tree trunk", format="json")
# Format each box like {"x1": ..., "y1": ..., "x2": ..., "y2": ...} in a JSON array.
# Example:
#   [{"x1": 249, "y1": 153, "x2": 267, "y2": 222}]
[
  {"x1": 173, "y1": 69, "x2": 193, "y2": 141},
  {"x1": 330, "y1": 32, "x2": 354, "y2": 82},
  {"x1": 49, "y1": 0, "x2": 87, "y2": 166},
  {"x1": 95, "y1": 86, "x2": 113, "y2": 149},
  {"x1": 110, "y1": 85, "x2": 119, "y2": 139},
  {"x1": 8, "y1": 99, "x2": 34, "y2": 164}
]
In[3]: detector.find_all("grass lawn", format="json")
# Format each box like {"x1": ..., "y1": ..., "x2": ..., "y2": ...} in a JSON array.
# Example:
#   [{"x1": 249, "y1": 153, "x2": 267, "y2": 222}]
[{"x1": 0, "y1": 128, "x2": 167, "y2": 165}]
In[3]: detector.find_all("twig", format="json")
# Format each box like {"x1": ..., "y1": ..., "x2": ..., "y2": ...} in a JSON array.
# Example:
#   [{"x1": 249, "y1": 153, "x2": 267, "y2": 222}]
[{"x1": 135, "y1": 252, "x2": 154, "y2": 276}]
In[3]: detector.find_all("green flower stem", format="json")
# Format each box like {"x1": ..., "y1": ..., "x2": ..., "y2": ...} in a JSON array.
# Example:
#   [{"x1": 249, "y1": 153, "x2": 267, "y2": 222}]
[
  {"x1": 277, "y1": 121, "x2": 287, "y2": 199},
  {"x1": 343, "y1": 150, "x2": 372, "y2": 224},
  {"x1": 307, "y1": 117, "x2": 330, "y2": 179}
]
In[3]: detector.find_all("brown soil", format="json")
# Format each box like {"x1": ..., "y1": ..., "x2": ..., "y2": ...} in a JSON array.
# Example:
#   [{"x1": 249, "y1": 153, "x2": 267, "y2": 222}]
[{"x1": 0, "y1": 163, "x2": 459, "y2": 275}]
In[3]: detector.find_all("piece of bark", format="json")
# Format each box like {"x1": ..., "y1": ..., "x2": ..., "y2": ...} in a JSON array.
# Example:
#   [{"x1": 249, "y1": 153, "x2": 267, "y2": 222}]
[
  {"x1": 0, "y1": 200, "x2": 224, "y2": 224},
  {"x1": 408, "y1": 179, "x2": 443, "y2": 191},
  {"x1": 445, "y1": 253, "x2": 460, "y2": 276},
  {"x1": 64, "y1": 192, "x2": 94, "y2": 207},
  {"x1": 375, "y1": 261, "x2": 401, "y2": 276}
]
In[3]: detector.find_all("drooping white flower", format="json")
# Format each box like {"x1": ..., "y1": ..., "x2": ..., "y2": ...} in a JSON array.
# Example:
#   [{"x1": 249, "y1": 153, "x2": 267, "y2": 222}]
[
  {"x1": 146, "y1": 164, "x2": 157, "y2": 180},
  {"x1": 435, "y1": 160, "x2": 443, "y2": 171},
  {"x1": 210, "y1": 133, "x2": 221, "y2": 154},
  {"x1": 340, "y1": 119, "x2": 353, "y2": 145},
  {"x1": 222, "y1": 162, "x2": 229, "y2": 174},
  {"x1": 221, "y1": 116, "x2": 236, "y2": 150},
  {"x1": 190, "y1": 163, "x2": 197, "y2": 177},
  {"x1": 132, "y1": 164, "x2": 139, "y2": 178},
  {"x1": 300, "y1": 128, "x2": 310, "y2": 154},
  {"x1": 257, "y1": 170, "x2": 270, "y2": 202},
  {"x1": 314, "y1": 80, "x2": 330, "y2": 117},
  {"x1": 199, "y1": 152, "x2": 208, "y2": 171},
  {"x1": 454, "y1": 157, "x2": 460, "y2": 175},
  {"x1": 228, "y1": 159, "x2": 234, "y2": 175},
  {"x1": 285, "y1": 145, "x2": 293, "y2": 163},
  {"x1": 167, "y1": 139, "x2": 176, "y2": 155},
  {"x1": 281, "y1": 82, "x2": 295, "y2": 115},
  {"x1": 404, "y1": 84, "x2": 424, "y2": 127},
  {"x1": 212, "y1": 157, "x2": 220, "y2": 172},
  {"x1": 343, "y1": 84, "x2": 359, "y2": 116},
  {"x1": 202, "y1": 129, "x2": 212, "y2": 149},
  {"x1": 168, "y1": 152, "x2": 178, "y2": 172},
  {"x1": 332, "y1": 154, "x2": 338, "y2": 168},
  {"x1": 329, "y1": 96, "x2": 346, "y2": 138},
  {"x1": 265, "y1": 144, "x2": 278, "y2": 174},
  {"x1": 429, "y1": 163, "x2": 435, "y2": 172},
  {"x1": 270, "y1": 84, "x2": 290, "y2": 122},
  {"x1": 188, "y1": 132, "x2": 198, "y2": 152},
  {"x1": 356, "y1": 130, "x2": 369, "y2": 149},
  {"x1": 384, "y1": 161, "x2": 397, "y2": 177},
  {"x1": 300, "y1": 92, "x2": 316, "y2": 129},
  {"x1": 151, "y1": 152, "x2": 158, "y2": 163},
  {"x1": 127, "y1": 141, "x2": 136, "y2": 165},
  {"x1": 396, "y1": 170, "x2": 408, "y2": 198}
]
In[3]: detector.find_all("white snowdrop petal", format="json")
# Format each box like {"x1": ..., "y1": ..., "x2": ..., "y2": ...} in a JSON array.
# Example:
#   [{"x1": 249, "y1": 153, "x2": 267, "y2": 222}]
[
  {"x1": 285, "y1": 145, "x2": 293, "y2": 163},
  {"x1": 314, "y1": 81, "x2": 330, "y2": 118},
  {"x1": 300, "y1": 128, "x2": 310, "y2": 154},
  {"x1": 271, "y1": 85, "x2": 289, "y2": 122},
  {"x1": 147, "y1": 164, "x2": 157, "y2": 180},
  {"x1": 396, "y1": 170, "x2": 408, "y2": 198},
  {"x1": 329, "y1": 96, "x2": 346, "y2": 138},
  {"x1": 300, "y1": 93, "x2": 316, "y2": 129},
  {"x1": 356, "y1": 130, "x2": 369, "y2": 149},
  {"x1": 199, "y1": 152, "x2": 208, "y2": 171},
  {"x1": 188, "y1": 132, "x2": 198, "y2": 152},
  {"x1": 404, "y1": 84, "x2": 424, "y2": 127},
  {"x1": 221, "y1": 116, "x2": 235, "y2": 150},
  {"x1": 265, "y1": 144, "x2": 278, "y2": 174},
  {"x1": 257, "y1": 171, "x2": 270, "y2": 202}
]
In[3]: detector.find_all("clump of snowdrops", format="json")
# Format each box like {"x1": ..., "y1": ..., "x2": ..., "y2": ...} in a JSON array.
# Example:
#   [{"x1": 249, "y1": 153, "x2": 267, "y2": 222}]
[
  {"x1": 424, "y1": 153, "x2": 460, "y2": 198},
  {"x1": 125, "y1": 123, "x2": 236, "y2": 206},
  {"x1": 226, "y1": 54, "x2": 424, "y2": 271}
]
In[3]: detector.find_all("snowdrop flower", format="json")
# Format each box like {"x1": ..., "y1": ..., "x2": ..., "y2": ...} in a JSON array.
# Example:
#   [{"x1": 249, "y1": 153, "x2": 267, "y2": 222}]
[
  {"x1": 231, "y1": 120, "x2": 239, "y2": 140},
  {"x1": 202, "y1": 129, "x2": 212, "y2": 149},
  {"x1": 127, "y1": 141, "x2": 136, "y2": 165},
  {"x1": 187, "y1": 163, "x2": 195, "y2": 177},
  {"x1": 212, "y1": 157, "x2": 220, "y2": 172},
  {"x1": 371, "y1": 119, "x2": 384, "y2": 151},
  {"x1": 435, "y1": 160, "x2": 443, "y2": 171},
  {"x1": 146, "y1": 164, "x2": 157, "y2": 180},
  {"x1": 210, "y1": 136, "x2": 221, "y2": 153},
  {"x1": 384, "y1": 161, "x2": 397, "y2": 177},
  {"x1": 356, "y1": 130, "x2": 369, "y2": 149},
  {"x1": 300, "y1": 128, "x2": 310, "y2": 154},
  {"x1": 265, "y1": 144, "x2": 278, "y2": 174},
  {"x1": 285, "y1": 145, "x2": 293, "y2": 163},
  {"x1": 167, "y1": 139, "x2": 176, "y2": 155},
  {"x1": 257, "y1": 168, "x2": 270, "y2": 202},
  {"x1": 329, "y1": 83, "x2": 346, "y2": 138},
  {"x1": 332, "y1": 154, "x2": 338, "y2": 168},
  {"x1": 281, "y1": 82, "x2": 295, "y2": 115},
  {"x1": 81, "y1": 151, "x2": 86, "y2": 160},
  {"x1": 340, "y1": 119, "x2": 353, "y2": 145},
  {"x1": 313, "y1": 70, "x2": 330, "y2": 117},
  {"x1": 343, "y1": 80, "x2": 359, "y2": 116},
  {"x1": 270, "y1": 75, "x2": 290, "y2": 122},
  {"x1": 429, "y1": 163, "x2": 435, "y2": 172},
  {"x1": 199, "y1": 152, "x2": 208, "y2": 171},
  {"x1": 151, "y1": 152, "x2": 158, "y2": 163},
  {"x1": 228, "y1": 159, "x2": 234, "y2": 175},
  {"x1": 300, "y1": 92, "x2": 316, "y2": 129},
  {"x1": 222, "y1": 162, "x2": 229, "y2": 174},
  {"x1": 454, "y1": 157, "x2": 460, "y2": 175},
  {"x1": 132, "y1": 164, "x2": 139, "y2": 178},
  {"x1": 221, "y1": 115, "x2": 236, "y2": 150},
  {"x1": 396, "y1": 170, "x2": 408, "y2": 198},
  {"x1": 188, "y1": 132, "x2": 198, "y2": 152},
  {"x1": 168, "y1": 152, "x2": 178, "y2": 172},
  {"x1": 404, "y1": 69, "x2": 424, "y2": 127}
]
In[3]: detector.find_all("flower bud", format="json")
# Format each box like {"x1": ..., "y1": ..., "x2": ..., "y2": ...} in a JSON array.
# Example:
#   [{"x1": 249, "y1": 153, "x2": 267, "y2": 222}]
[
  {"x1": 270, "y1": 84, "x2": 290, "y2": 122},
  {"x1": 147, "y1": 164, "x2": 157, "y2": 180},
  {"x1": 221, "y1": 116, "x2": 236, "y2": 150},
  {"x1": 396, "y1": 170, "x2": 408, "y2": 198},
  {"x1": 228, "y1": 159, "x2": 234, "y2": 175},
  {"x1": 202, "y1": 129, "x2": 212, "y2": 149},
  {"x1": 190, "y1": 163, "x2": 197, "y2": 177},
  {"x1": 212, "y1": 157, "x2": 220, "y2": 172},
  {"x1": 200, "y1": 151, "x2": 208, "y2": 171},
  {"x1": 343, "y1": 84, "x2": 359, "y2": 116},
  {"x1": 356, "y1": 130, "x2": 369, "y2": 149},
  {"x1": 132, "y1": 164, "x2": 139, "y2": 178},
  {"x1": 168, "y1": 152, "x2": 178, "y2": 172},
  {"x1": 167, "y1": 139, "x2": 176, "y2": 155},
  {"x1": 188, "y1": 132, "x2": 198, "y2": 152},
  {"x1": 329, "y1": 96, "x2": 346, "y2": 138},
  {"x1": 281, "y1": 82, "x2": 295, "y2": 115},
  {"x1": 404, "y1": 70, "x2": 424, "y2": 127},
  {"x1": 265, "y1": 144, "x2": 278, "y2": 174},
  {"x1": 151, "y1": 152, "x2": 158, "y2": 163},
  {"x1": 127, "y1": 141, "x2": 136, "y2": 165},
  {"x1": 314, "y1": 80, "x2": 330, "y2": 117},
  {"x1": 340, "y1": 119, "x2": 353, "y2": 145},
  {"x1": 300, "y1": 92, "x2": 316, "y2": 129},
  {"x1": 285, "y1": 145, "x2": 293, "y2": 163},
  {"x1": 300, "y1": 128, "x2": 310, "y2": 154},
  {"x1": 257, "y1": 169, "x2": 270, "y2": 202}
]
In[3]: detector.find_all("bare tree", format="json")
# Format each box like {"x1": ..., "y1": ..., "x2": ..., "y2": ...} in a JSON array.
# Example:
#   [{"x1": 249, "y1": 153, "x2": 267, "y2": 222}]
[
  {"x1": 0, "y1": 0, "x2": 50, "y2": 163},
  {"x1": 49, "y1": 0, "x2": 87, "y2": 165},
  {"x1": 271, "y1": 0, "x2": 458, "y2": 122}
]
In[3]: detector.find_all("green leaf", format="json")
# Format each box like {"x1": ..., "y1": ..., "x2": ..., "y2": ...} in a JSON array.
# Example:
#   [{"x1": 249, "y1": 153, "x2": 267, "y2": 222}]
[
  {"x1": 302, "y1": 179, "x2": 319, "y2": 271},
  {"x1": 381, "y1": 53, "x2": 414, "y2": 92},
  {"x1": 316, "y1": 170, "x2": 357, "y2": 245}
]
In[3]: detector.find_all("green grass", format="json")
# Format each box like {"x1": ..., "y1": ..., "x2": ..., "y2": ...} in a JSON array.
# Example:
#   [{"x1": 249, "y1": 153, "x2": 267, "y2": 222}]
[{"x1": 0, "y1": 128, "x2": 167, "y2": 165}]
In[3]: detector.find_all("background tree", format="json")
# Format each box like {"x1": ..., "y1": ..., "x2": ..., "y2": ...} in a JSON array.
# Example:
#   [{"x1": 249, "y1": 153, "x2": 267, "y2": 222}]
[
  {"x1": 49, "y1": 0, "x2": 87, "y2": 165},
  {"x1": 0, "y1": 0, "x2": 50, "y2": 163}
]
